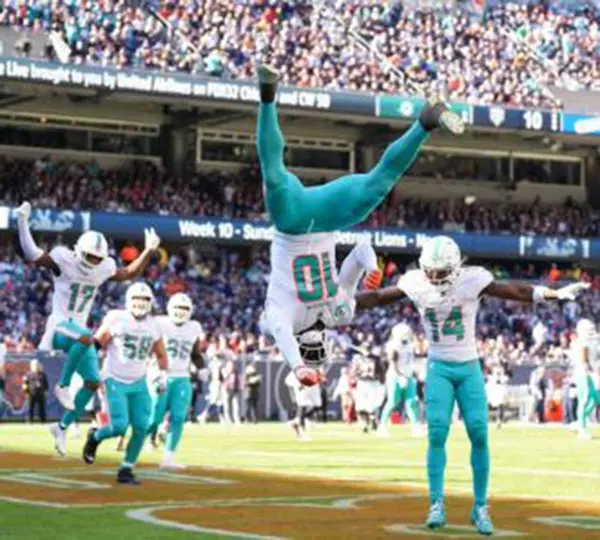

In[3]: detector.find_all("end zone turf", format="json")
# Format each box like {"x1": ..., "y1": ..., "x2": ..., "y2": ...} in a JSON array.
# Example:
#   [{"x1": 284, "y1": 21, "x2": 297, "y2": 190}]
[{"x1": 0, "y1": 448, "x2": 599, "y2": 539}]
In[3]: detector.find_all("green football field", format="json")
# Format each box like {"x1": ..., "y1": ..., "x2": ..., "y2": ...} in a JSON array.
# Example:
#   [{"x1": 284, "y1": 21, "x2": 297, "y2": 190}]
[{"x1": 1, "y1": 422, "x2": 599, "y2": 539}]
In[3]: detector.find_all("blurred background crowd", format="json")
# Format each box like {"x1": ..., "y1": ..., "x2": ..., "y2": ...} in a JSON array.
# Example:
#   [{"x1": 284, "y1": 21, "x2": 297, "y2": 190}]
[
  {"x1": 1, "y1": 0, "x2": 599, "y2": 109},
  {"x1": 1, "y1": 239, "x2": 597, "y2": 368},
  {"x1": 1, "y1": 156, "x2": 599, "y2": 237}
]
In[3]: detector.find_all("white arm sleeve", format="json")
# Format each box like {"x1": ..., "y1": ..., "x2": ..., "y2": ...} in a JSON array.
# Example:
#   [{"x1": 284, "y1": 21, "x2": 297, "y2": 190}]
[
  {"x1": 338, "y1": 241, "x2": 378, "y2": 295},
  {"x1": 17, "y1": 218, "x2": 43, "y2": 261}
]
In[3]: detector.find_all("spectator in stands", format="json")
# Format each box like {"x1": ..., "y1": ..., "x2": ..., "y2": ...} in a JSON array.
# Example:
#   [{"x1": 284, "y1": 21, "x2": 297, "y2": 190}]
[
  {"x1": 1, "y1": 1, "x2": 599, "y2": 108},
  {"x1": 22, "y1": 359, "x2": 49, "y2": 423}
]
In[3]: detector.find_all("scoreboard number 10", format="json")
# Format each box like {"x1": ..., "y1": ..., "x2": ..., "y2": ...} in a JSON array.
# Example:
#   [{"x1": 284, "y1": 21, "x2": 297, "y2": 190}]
[{"x1": 523, "y1": 110, "x2": 543, "y2": 131}]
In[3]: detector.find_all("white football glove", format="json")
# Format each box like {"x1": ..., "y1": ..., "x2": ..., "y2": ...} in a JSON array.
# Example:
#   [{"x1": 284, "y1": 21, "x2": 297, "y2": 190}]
[
  {"x1": 144, "y1": 227, "x2": 160, "y2": 251},
  {"x1": 16, "y1": 201, "x2": 31, "y2": 222},
  {"x1": 155, "y1": 371, "x2": 168, "y2": 394},
  {"x1": 556, "y1": 282, "x2": 590, "y2": 301}
]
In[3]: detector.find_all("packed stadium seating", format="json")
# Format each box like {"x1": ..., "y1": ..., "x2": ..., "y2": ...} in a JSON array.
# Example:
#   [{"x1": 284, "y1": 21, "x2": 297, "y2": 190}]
[
  {"x1": 1, "y1": 1, "x2": 599, "y2": 109},
  {"x1": 1, "y1": 156, "x2": 599, "y2": 236}
]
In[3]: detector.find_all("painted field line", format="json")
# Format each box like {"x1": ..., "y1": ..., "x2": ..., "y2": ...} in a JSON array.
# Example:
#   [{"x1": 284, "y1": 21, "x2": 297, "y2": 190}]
[
  {"x1": 0, "y1": 496, "x2": 69, "y2": 508},
  {"x1": 126, "y1": 506, "x2": 285, "y2": 539},
  {"x1": 233, "y1": 450, "x2": 600, "y2": 480}
]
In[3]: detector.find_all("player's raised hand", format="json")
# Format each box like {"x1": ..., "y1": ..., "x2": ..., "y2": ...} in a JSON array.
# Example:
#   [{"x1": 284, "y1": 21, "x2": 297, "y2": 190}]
[
  {"x1": 16, "y1": 201, "x2": 31, "y2": 222},
  {"x1": 556, "y1": 282, "x2": 591, "y2": 301},
  {"x1": 144, "y1": 227, "x2": 161, "y2": 251},
  {"x1": 364, "y1": 269, "x2": 383, "y2": 290},
  {"x1": 293, "y1": 365, "x2": 321, "y2": 387}
]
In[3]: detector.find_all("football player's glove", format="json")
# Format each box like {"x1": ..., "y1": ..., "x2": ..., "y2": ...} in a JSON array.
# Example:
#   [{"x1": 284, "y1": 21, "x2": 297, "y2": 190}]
[{"x1": 364, "y1": 269, "x2": 383, "y2": 290}]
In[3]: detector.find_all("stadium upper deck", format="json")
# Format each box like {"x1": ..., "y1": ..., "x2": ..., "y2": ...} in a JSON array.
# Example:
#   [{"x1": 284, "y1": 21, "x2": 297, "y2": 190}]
[{"x1": 1, "y1": 0, "x2": 599, "y2": 109}]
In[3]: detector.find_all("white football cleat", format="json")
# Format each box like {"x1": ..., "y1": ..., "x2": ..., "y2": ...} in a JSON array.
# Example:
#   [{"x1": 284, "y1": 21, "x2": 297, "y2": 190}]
[
  {"x1": 376, "y1": 426, "x2": 391, "y2": 439},
  {"x1": 578, "y1": 429, "x2": 592, "y2": 441},
  {"x1": 160, "y1": 452, "x2": 186, "y2": 470},
  {"x1": 257, "y1": 64, "x2": 279, "y2": 84},
  {"x1": 49, "y1": 423, "x2": 67, "y2": 457},
  {"x1": 55, "y1": 385, "x2": 74, "y2": 410},
  {"x1": 411, "y1": 424, "x2": 426, "y2": 438},
  {"x1": 298, "y1": 431, "x2": 312, "y2": 442}
]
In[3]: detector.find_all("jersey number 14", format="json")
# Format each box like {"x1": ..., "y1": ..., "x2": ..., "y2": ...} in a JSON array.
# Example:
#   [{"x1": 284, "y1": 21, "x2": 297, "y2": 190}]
[
  {"x1": 425, "y1": 306, "x2": 465, "y2": 342},
  {"x1": 293, "y1": 253, "x2": 338, "y2": 303}
]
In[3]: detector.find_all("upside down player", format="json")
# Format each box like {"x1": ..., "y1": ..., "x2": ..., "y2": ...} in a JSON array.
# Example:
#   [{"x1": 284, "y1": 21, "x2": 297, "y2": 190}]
[
  {"x1": 356, "y1": 236, "x2": 589, "y2": 536},
  {"x1": 83, "y1": 282, "x2": 168, "y2": 485},
  {"x1": 256, "y1": 65, "x2": 462, "y2": 382},
  {"x1": 147, "y1": 293, "x2": 204, "y2": 469},
  {"x1": 16, "y1": 201, "x2": 160, "y2": 456}
]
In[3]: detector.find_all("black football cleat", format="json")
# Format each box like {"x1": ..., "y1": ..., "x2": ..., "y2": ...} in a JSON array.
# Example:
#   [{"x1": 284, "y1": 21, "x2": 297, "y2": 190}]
[
  {"x1": 419, "y1": 98, "x2": 465, "y2": 134},
  {"x1": 83, "y1": 428, "x2": 100, "y2": 465},
  {"x1": 257, "y1": 64, "x2": 279, "y2": 103},
  {"x1": 116, "y1": 467, "x2": 141, "y2": 486}
]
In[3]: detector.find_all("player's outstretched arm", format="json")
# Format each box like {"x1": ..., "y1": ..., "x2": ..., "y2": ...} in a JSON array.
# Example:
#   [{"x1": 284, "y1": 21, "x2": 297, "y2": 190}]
[
  {"x1": 356, "y1": 286, "x2": 406, "y2": 309},
  {"x1": 112, "y1": 227, "x2": 160, "y2": 282},
  {"x1": 16, "y1": 202, "x2": 60, "y2": 275},
  {"x1": 482, "y1": 281, "x2": 590, "y2": 303}
]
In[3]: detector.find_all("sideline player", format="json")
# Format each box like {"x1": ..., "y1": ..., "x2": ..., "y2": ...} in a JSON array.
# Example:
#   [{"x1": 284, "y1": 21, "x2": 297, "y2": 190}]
[
  {"x1": 257, "y1": 64, "x2": 463, "y2": 385},
  {"x1": 356, "y1": 235, "x2": 589, "y2": 536},
  {"x1": 352, "y1": 349, "x2": 385, "y2": 433},
  {"x1": 147, "y1": 293, "x2": 204, "y2": 469},
  {"x1": 82, "y1": 282, "x2": 168, "y2": 485},
  {"x1": 571, "y1": 318, "x2": 598, "y2": 440},
  {"x1": 16, "y1": 202, "x2": 160, "y2": 456},
  {"x1": 378, "y1": 322, "x2": 423, "y2": 438}
]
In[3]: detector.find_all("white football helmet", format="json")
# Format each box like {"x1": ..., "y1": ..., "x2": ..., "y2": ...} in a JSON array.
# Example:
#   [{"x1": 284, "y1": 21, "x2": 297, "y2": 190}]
[
  {"x1": 391, "y1": 322, "x2": 413, "y2": 345},
  {"x1": 576, "y1": 318, "x2": 597, "y2": 341},
  {"x1": 167, "y1": 293, "x2": 193, "y2": 325},
  {"x1": 125, "y1": 282, "x2": 154, "y2": 319},
  {"x1": 74, "y1": 231, "x2": 108, "y2": 270},
  {"x1": 419, "y1": 235, "x2": 462, "y2": 290},
  {"x1": 297, "y1": 322, "x2": 330, "y2": 368}
]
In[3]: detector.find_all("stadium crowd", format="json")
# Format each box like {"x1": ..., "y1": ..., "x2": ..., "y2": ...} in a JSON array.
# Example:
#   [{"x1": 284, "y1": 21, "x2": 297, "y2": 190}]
[
  {"x1": 0, "y1": 241, "x2": 597, "y2": 366},
  {"x1": 1, "y1": 1, "x2": 599, "y2": 108},
  {"x1": 1, "y1": 157, "x2": 599, "y2": 237}
]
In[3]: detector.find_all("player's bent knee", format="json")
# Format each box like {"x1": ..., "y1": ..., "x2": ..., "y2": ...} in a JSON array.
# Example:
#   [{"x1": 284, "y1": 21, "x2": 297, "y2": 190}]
[
  {"x1": 85, "y1": 381, "x2": 100, "y2": 392},
  {"x1": 466, "y1": 420, "x2": 488, "y2": 448},
  {"x1": 427, "y1": 419, "x2": 450, "y2": 447}
]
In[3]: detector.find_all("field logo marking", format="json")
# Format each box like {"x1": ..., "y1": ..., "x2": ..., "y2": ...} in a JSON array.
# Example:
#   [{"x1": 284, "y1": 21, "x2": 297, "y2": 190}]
[
  {"x1": 385, "y1": 524, "x2": 526, "y2": 537},
  {"x1": 126, "y1": 506, "x2": 287, "y2": 539},
  {"x1": 532, "y1": 516, "x2": 600, "y2": 530},
  {"x1": 1, "y1": 472, "x2": 110, "y2": 490}
]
